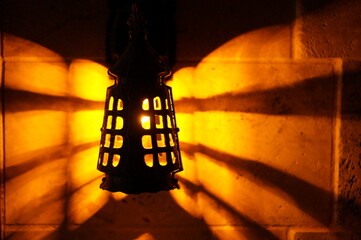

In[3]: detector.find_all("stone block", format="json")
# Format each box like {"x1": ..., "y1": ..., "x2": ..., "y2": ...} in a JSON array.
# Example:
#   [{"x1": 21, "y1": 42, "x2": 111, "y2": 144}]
[
  {"x1": 68, "y1": 59, "x2": 111, "y2": 101},
  {"x1": 298, "y1": 0, "x2": 361, "y2": 58},
  {"x1": 289, "y1": 229, "x2": 354, "y2": 240},
  {"x1": 4, "y1": 61, "x2": 68, "y2": 96},
  {"x1": 172, "y1": 60, "x2": 337, "y2": 226},
  {"x1": 4, "y1": 61, "x2": 69, "y2": 224}
]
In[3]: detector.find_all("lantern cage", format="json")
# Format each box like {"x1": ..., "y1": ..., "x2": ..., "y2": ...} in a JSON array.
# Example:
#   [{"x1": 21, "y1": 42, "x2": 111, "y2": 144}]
[{"x1": 97, "y1": 4, "x2": 183, "y2": 194}]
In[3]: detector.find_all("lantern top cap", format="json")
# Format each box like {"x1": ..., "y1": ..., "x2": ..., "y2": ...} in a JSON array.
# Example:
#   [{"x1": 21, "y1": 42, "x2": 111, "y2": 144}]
[{"x1": 108, "y1": 3, "x2": 171, "y2": 84}]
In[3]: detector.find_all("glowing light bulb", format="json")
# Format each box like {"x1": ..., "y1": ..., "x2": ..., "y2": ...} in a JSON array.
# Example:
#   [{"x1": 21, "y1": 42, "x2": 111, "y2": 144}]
[
  {"x1": 142, "y1": 99, "x2": 149, "y2": 110},
  {"x1": 141, "y1": 116, "x2": 151, "y2": 129}
]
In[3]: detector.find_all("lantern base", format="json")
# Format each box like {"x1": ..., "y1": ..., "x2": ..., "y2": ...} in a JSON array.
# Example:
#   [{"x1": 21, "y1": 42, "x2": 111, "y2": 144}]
[{"x1": 100, "y1": 172, "x2": 179, "y2": 194}]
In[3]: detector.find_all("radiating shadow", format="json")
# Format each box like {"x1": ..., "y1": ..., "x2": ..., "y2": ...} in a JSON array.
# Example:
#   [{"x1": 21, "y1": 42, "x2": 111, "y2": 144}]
[
  {"x1": 178, "y1": 176, "x2": 280, "y2": 240},
  {"x1": 2, "y1": 1, "x2": 359, "y2": 239},
  {"x1": 175, "y1": 75, "x2": 335, "y2": 116},
  {"x1": 5, "y1": 144, "x2": 68, "y2": 181},
  {"x1": 56, "y1": 192, "x2": 216, "y2": 240},
  {"x1": 5, "y1": 88, "x2": 103, "y2": 112},
  {"x1": 6, "y1": 141, "x2": 99, "y2": 181},
  {"x1": 181, "y1": 142, "x2": 333, "y2": 226}
]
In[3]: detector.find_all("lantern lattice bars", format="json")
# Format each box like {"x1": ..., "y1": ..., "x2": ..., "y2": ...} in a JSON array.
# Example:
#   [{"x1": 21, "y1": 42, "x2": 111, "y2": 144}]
[{"x1": 97, "y1": 4, "x2": 182, "y2": 194}]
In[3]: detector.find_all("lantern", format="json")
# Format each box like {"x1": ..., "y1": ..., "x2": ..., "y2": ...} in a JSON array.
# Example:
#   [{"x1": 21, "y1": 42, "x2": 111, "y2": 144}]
[{"x1": 97, "y1": 5, "x2": 183, "y2": 194}]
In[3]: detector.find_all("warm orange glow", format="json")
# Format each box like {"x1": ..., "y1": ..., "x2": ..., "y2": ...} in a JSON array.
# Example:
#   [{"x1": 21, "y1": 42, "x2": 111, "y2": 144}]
[
  {"x1": 69, "y1": 59, "x2": 112, "y2": 101},
  {"x1": 5, "y1": 61, "x2": 68, "y2": 96},
  {"x1": 169, "y1": 133, "x2": 175, "y2": 147},
  {"x1": 102, "y1": 152, "x2": 109, "y2": 166},
  {"x1": 3, "y1": 34, "x2": 119, "y2": 231},
  {"x1": 3, "y1": 18, "x2": 337, "y2": 238},
  {"x1": 158, "y1": 152, "x2": 167, "y2": 166},
  {"x1": 153, "y1": 96, "x2": 162, "y2": 110},
  {"x1": 168, "y1": 67, "x2": 195, "y2": 100},
  {"x1": 6, "y1": 110, "x2": 67, "y2": 168},
  {"x1": 134, "y1": 233, "x2": 155, "y2": 240},
  {"x1": 114, "y1": 135, "x2": 123, "y2": 148},
  {"x1": 170, "y1": 113, "x2": 194, "y2": 144},
  {"x1": 141, "y1": 115, "x2": 151, "y2": 129},
  {"x1": 156, "y1": 133, "x2": 166, "y2": 147},
  {"x1": 142, "y1": 135, "x2": 152, "y2": 149},
  {"x1": 104, "y1": 134, "x2": 111, "y2": 147},
  {"x1": 66, "y1": 57, "x2": 119, "y2": 224},
  {"x1": 142, "y1": 98, "x2": 150, "y2": 110},
  {"x1": 155, "y1": 115, "x2": 163, "y2": 128},
  {"x1": 107, "y1": 115, "x2": 113, "y2": 129},
  {"x1": 144, "y1": 154, "x2": 154, "y2": 167},
  {"x1": 198, "y1": 191, "x2": 235, "y2": 225},
  {"x1": 112, "y1": 154, "x2": 121, "y2": 167},
  {"x1": 4, "y1": 33, "x2": 64, "y2": 60},
  {"x1": 204, "y1": 25, "x2": 290, "y2": 61},
  {"x1": 69, "y1": 146, "x2": 103, "y2": 191},
  {"x1": 117, "y1": 98, "x2": 124, "y2": 110},
  {"x1": 68, "y1": 176, "x2": 110, "y2": 225},
  {"x1": 168, "y1": 24, "x2": 334, "y2": 230},
  {"x1": 6, "y1": 158, "x2": 67, "y2": 224},
  {"x1": 111, "y1": 191, "x2": 127, "y2": 201},
  {"x1": 70, "y1": 110, "x2": 104, "y2": 145},
  {"x1": 109, "y1": 97, "x2": 114, "y2": 110},
  {"x1": 170, "y1": 181, "x2": 201, "y2": 219},
  {"x1": 4, "y1": 35, "x2": 67, "y2": 97}
]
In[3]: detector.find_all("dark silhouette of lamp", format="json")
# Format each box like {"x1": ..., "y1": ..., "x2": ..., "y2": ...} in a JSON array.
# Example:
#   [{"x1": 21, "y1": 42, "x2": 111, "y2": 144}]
[{"x1": 97, "y1": 4, "x2": 183, "y2": 194}]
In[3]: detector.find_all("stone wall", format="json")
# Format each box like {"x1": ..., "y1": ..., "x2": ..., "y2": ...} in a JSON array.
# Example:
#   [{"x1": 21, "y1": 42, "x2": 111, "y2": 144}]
[{"x1": 1, "y1": 0, "x2": 360, "y2": 239}]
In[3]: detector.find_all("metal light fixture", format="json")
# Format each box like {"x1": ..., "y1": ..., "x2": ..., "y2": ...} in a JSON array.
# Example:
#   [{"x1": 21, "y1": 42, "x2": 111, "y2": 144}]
[{"x1": 97, "y1": 4, "x2": 183, "y2": 194}]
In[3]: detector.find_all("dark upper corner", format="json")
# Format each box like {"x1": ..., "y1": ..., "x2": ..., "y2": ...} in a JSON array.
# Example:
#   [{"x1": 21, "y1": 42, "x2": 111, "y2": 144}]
[{"x1": 2, "y1": 0, "x2": 338, "y2": 65}]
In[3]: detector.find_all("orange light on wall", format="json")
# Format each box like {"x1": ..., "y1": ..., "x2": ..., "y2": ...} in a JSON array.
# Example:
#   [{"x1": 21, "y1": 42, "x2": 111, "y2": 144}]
[{"x1": 97, "y1": 5, "x2": 183, "y2": 194}]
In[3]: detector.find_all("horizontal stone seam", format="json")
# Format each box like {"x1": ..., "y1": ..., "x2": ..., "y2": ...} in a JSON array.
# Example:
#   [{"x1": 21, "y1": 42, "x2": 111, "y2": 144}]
[
  {"x1": 4, "y1": 224, "x2": 291, "y2": 231},
  {"x1": 177, "y1": 58, "x2": 342, "y2": 64},
  {"x1": 2, "y1": 57, "x2": 106, "y2": 62}
]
